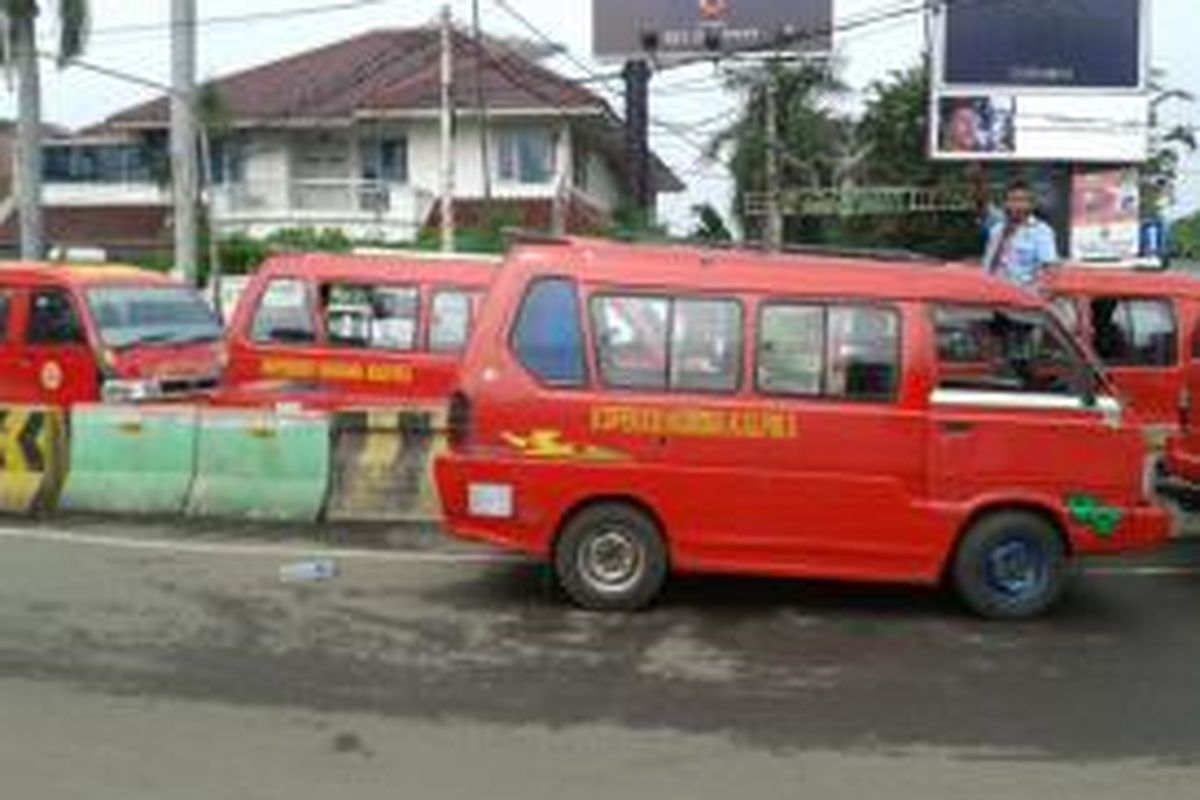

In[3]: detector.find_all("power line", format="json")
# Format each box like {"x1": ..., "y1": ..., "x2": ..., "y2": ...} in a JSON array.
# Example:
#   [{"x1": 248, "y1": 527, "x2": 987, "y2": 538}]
[{"x1": 89, "y1": 0, "x2": 394, "y2": 39}]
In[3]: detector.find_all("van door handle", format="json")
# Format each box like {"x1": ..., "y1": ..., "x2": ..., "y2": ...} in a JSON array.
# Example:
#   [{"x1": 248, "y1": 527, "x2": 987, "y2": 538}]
[{"x1": 939, "y1": 420, "x2": 975, "y2": 435}]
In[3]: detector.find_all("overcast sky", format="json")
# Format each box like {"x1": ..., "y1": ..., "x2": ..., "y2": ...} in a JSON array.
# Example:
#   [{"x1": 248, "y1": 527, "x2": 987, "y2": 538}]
[{"x1": 1, "y1": 0, "x2": 1195, "y2": 232}]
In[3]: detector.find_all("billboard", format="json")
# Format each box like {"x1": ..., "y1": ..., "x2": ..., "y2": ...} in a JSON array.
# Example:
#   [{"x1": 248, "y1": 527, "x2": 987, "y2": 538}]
[
  {"x1": 592, "y1": 0, "x2": 833, "y2": 61},
  {"x1": 1070, "y1": 167, "x2": 1141, "y2": 262},
  {"x1": 943, "y1": 0, "x2": 1145, "y2": 89},
  {"x1": 932, "y1": 94, "x2": 1149, "y2": 162},
  {"x1": 929, "y1": 0, "x2": 1151, "y2": 163}
]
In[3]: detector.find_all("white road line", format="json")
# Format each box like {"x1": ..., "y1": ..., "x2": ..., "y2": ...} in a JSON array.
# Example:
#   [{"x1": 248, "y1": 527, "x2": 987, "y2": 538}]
[
  {"x1": 1084, "y1": 566, "x2": 1200, "y2": 578},
  {"x1": 0, "y1": 526, "x2": 523, "y2": 565},
  {"x1": 0, "y1": 526, "x2": 1195, "y2": 577}
]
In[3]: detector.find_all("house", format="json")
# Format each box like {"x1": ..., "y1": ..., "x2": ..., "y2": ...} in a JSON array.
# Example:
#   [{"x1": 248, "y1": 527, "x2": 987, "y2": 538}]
[{"x1": 2, "y1": 26, "x2": 681, "y2": 259}]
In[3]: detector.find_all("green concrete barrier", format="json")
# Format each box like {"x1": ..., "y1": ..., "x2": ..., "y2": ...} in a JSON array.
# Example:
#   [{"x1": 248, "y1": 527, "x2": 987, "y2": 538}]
[
  {"x1": 326, "y1": 405, "x2": 448, "y2": 522},
  {"x1": 0, "y1": 405, "x2": 67, "y2": 514},
  {"x1": 60, "y1": 404, "x2": 199, "y2": 515},
  {"x1": 186, "y1": 408, "x2": 330, "y2": 521}
]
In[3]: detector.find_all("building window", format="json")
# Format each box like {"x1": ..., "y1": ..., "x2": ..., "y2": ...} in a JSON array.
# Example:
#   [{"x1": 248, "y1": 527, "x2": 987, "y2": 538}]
[
  {"x1": 511, "y1": 278, "x2": 586, "y2": 386},
  {"x1": 43, "y1": 143, "x2": 153, "y2": 184},
  {"x1": 251, "y1": 279, "x2": 317, "y2": 345},
  {"x1": 933, "y1": 305, "x2": 1087, "y2": 396},
  {"x1": 322, "y1": 283, "x2": 420, "y2": 351},
  {"x1": 758, "y1": 303, "x2": 900, "y2": 402},
  {"x1": 498, "y1": 128, "x2": 556, "y2": 184},
  {"x1": 572, "y1": 144, "x2": 589, "y2": 192},
  {"x1": 1089, "y1": 297, "x2": 1177, "y2": 367},
  {"x1": 211, "y1": 137, "x2": 247, "y2": 185},
  {"x1": 360, "y1": 137, "x2": 408, "y2": 185}
]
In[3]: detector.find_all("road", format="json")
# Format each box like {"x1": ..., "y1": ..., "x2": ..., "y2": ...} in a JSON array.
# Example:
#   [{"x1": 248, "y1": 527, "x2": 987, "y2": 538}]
[{"x1": 2, "y1": 517, "x2": 1200, "y2": 799}]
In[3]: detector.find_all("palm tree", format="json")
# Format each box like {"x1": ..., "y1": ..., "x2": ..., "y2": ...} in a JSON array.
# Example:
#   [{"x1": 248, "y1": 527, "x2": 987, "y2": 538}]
[
  {"x1": 708, "y1": 61, "x2": 847, "y2": 244},
  {"x1": 2, "y1": 0, "x2": 90, "y2": 259}
]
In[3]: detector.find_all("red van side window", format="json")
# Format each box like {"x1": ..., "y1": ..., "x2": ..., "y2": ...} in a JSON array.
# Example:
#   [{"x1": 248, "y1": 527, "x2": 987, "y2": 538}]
[
  {"x1": 321, "y1": 283, "x2": 419, "y2": 351},
  {"x1": 1089, "y1": 297, "x2": 1177, "y2": 367},
  {"x1": 591, "y1": 294, "x2": 742, "y2": 393},
  {"x1": 0, "y1": 290, "x2": 11, "y2": 342},
  {"x1": 758, "y1": 303, "x2": 900, "y2": 402},
  {"x1": 934, "y1": 305, "x2": 1087, "y2": 396},
  {"x1": 27, "y1": 290, "x2": 85, "y2": 345},
  {"x1": 511, "y1": 278, "x2": 586, "y2": 386},
  {"x1": 252, "y1": 279, "x2": 316, "y2": 344},
  {"x1": 429, "y1": 289, "x2": 478, "y2": 353}
]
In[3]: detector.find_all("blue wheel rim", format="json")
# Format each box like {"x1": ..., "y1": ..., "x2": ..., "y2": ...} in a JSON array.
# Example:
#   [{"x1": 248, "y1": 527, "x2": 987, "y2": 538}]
[{"x1": 983, "y1": 536, "x2": 1049, "y2": 600}]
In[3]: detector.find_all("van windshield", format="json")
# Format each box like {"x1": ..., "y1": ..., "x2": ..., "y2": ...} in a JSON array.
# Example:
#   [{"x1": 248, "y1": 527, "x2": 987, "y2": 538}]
[{"x1": 86, "y1": 286, "x2": 222, "y2": 349}]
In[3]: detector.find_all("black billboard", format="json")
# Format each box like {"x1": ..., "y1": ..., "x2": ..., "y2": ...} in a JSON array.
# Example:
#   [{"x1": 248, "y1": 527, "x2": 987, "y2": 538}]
[
  {"x1": 943, "y1": 0, "x2": 1143, "y2": 88},
  {"x1": 593, "y1": 0, "x2": 833, "y2": 59}
]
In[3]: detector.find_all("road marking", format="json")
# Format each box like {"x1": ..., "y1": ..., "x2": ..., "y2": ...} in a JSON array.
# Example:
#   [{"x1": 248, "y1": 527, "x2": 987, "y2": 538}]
[
  {"x1": 1084, "y1": 565, "x2": 1200, "y2": 578},
  {"x1": 0, "y1": 526, "x2": 524, "y2": 565}
]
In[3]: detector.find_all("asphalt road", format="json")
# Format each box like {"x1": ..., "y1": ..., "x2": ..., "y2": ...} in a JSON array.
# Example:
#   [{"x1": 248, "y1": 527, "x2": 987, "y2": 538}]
[{"x1": 2, "y1": 517, "x2": 1200, "y2": 799}]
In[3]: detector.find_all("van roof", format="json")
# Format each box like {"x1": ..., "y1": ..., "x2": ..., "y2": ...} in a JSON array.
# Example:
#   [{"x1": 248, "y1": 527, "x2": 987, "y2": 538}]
[
  {"x1": 257, "y1": 252, "x2": 499, "y2": 286},
  {"x1": 509, "y1": 238, "x2": 1042, "y2": 306},
  {"x1": 0, "y1": 261, "x2": 176, "y2": 286},
  {"x1": 1044, "y1": 266, "x2": 1200, "y2": 298}
]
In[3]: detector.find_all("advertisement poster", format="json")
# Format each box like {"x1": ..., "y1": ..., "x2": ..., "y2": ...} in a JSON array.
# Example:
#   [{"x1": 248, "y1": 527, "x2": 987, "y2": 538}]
[{"x1": 1070, "y1": 167, "x2": 1141, "y2": 262}]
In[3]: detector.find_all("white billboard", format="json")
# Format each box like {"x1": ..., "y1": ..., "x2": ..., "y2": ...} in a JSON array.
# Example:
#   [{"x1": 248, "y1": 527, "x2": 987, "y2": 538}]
[
  {"x1": 592, "y1": 0, "x2": 833, "y2": 61},
  {"x1": 931, "y1": 94, "x2": 1150, "y2": 163},
  {"x1": 929, "y1": 0, "x2": 1151, "y2": 163}
]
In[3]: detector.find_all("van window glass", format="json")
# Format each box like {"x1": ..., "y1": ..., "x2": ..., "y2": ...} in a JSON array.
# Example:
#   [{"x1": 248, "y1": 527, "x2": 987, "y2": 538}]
[
  {"x1": 1051, "y1": 296, "x2": 1080, "y2": 334},
  {"x1": 322, "y1": 283, "x2": 419, "y2": 351},
  {"x1": 758, "y1": 305, "x2": 825, "y2": 396},
  {"x1": 934, "y1": 306, "x2": 1088, "y2": 396},
  {"x1": 86, "y1": 286, "x2": 221, "y2": 349},
  {"x1": 592, "y1": 295, "x2": 670, "y2": 390},
  {"x1": 0, "y1": 291, "x2": 10, "y2": 342},
  {"x1": 429, "y1": 290, "x2": 476, "y2": 353},
  {"x1": 251, "y1": 279, "x2": 316, "y2": 344},
  {"x1": 1090, "y1": 297, "x2": 1177, "y2": 367},
  {"x1": 671, "y1": 299, "x2": 742, "y2": 392},
  {"x1": 827, "y1": 307, "x2": 901, "y2": 401},
  {"x1": 512, "y1": 278, "x2": 586, "y2": 386},
  {"x1": 27, "y1": 290, "x2": 85, "y2": 345}
]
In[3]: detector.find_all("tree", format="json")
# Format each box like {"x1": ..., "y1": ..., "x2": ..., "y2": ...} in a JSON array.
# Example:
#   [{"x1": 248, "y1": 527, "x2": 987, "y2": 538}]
[
  {"x1": 708, "y1": 61, "x2": 846, "y2": 243},
  {"x1": 1143, "y1": 69, "x2": 1196, "y2": 217},
  {"x1": 1170, "y1": 212, "x2": 1200, "y2": 261},
  {"x1": 1, "y1": 0, "x2": 89, "y2": 258}
]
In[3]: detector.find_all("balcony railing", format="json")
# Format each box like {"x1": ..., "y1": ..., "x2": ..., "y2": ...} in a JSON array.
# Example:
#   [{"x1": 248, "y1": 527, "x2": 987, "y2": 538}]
[{"x1": 211, "y1": 179, "x2": 413, "y2": 217}]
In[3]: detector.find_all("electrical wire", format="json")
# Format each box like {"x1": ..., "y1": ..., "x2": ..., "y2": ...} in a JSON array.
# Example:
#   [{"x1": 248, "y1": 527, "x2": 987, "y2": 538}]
[{"x1": 89, "y1": 0, "x2": 395, "y2": 39}]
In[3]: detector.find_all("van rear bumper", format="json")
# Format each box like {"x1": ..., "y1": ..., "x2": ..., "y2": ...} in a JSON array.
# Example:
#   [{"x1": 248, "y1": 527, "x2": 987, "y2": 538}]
[{"x1": 433, "y1": 452, "x2": 554, "y2": 558}]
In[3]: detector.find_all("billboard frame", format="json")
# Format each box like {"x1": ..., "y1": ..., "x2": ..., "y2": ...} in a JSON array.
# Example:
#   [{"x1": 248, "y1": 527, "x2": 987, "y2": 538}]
[{"x1": 591, "y1": 0, "x2": 834, "y2": 65}]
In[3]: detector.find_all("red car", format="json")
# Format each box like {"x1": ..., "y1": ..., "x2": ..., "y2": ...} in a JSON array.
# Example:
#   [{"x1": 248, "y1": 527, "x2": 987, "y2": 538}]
[
  {"x1": 220, "y1": 252, "x2": 496, "y2": 409},
  {"x1": 0, "y1": 263, "x2": 224, "y2": 407},
  {"x1": 434, "y1": 238, "x2": 1169, "y2": 619}
]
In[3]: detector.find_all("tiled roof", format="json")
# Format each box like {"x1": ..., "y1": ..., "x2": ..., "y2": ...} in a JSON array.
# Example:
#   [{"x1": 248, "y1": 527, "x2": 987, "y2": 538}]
[
  {"x1": 105, "y1": 27, "x2": 606, "y2": 128},
  {"x1": 0, "y1": 206, "x2": 170, "y2": 249}
]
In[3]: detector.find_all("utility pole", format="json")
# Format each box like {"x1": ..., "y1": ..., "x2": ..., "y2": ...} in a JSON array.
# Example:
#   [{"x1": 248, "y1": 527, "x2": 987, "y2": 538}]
[
  {"x1": 623, "y1": 59, "x2": 652, "y2": 218},
  {"x1": 10, "y1": 10, "x2": 43, "y2": 259},
  {"x1": 439, "y1": 5, "x2": 456, "y2": 253},
  {"x1": 171, "y1": 0, "x2": 199, "y2": 283},
  {"x1": 764, "y1": 68, "x2": 783, "y2": 251},
  {"x1": 472, "y1": 0, "x2": 492, "y2": 203}
]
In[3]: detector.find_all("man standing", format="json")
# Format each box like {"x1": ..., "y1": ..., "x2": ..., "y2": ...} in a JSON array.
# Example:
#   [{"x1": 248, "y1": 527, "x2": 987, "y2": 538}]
[{"x1": 983, "y1": 180, "x2": 1060, "y2": 289}]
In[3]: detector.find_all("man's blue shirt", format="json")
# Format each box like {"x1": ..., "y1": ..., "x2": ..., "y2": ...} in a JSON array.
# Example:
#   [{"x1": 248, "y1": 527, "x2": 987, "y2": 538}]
[{"x1": 983, "y1": 209, "x2": 1059, "y2": 287}]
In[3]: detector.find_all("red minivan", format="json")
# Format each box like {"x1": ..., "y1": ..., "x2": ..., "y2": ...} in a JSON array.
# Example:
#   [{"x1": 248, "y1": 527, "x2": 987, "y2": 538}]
[
  {"x1": 435, "y1": 238, "x2": 1168, "y2": 619},
  {"x1": 221, "y1": 252, "x2": 496, "y2": 409},
  {"x1": 0, "y1": 263, "x2": 224, "y2": 407}
]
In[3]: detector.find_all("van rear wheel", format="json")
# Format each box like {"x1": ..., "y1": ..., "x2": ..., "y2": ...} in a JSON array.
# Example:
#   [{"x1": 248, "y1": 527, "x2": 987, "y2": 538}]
[
  {"x1": 952, "y1": 511, "x2": 1068, "y2": 620},
  {"x1": 554, "y1": 503, "x2": 667, "y2": 611}
]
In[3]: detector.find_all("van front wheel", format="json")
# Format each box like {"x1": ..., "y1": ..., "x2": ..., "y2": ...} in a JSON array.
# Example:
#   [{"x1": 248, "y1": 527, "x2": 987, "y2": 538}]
[
  {"x1": 952, "y1": 511, "x2": 1068, "y2": 620},
  {"x1": 554, "y1": 503, "x2": 668, "y2": 611}
]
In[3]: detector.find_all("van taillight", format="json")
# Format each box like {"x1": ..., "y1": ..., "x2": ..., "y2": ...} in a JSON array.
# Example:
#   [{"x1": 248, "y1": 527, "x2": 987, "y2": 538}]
[{"x1": 448, "y1": 391, "x2": 473, "y2": 449}]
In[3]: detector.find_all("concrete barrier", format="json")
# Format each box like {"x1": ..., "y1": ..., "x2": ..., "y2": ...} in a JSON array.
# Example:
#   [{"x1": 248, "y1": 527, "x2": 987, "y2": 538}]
[
  {"x1": 0, "y1": 406, "x2": 67, "y2": 514},
  {"x1": 326, "y1": 405, "x2": 448, "y2": 522},
  {"x1": 60, "y1": 404, "x2": 199, "y2": 515},
  {"x1": 186, "y1": 407, "x2": 330, "y2": 521}
]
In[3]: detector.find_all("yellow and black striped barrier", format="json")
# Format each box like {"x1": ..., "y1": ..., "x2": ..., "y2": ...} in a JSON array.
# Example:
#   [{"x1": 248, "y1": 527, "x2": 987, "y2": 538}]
[
  {"x1": 326, "y1": 405, "x2": 449, "y2": 522},
  {"x1": 0, "y1": 406, "x2": 68, "y2": 514}
]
